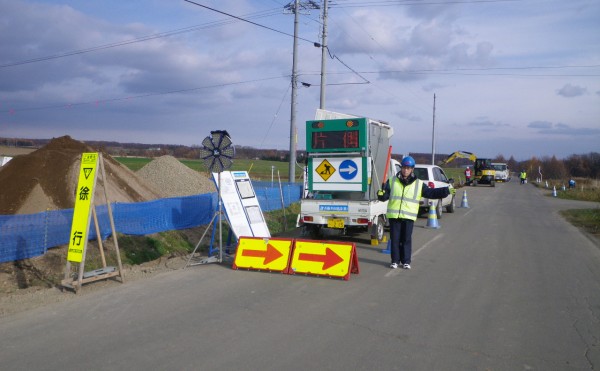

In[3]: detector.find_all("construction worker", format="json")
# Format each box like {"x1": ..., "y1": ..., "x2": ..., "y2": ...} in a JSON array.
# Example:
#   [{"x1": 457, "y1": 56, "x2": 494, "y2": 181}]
[
  {"x1": 464, "y1": 166, "x2": 472, "y2": 185},
  {"x1": 377, "y1": 156, "x2": 455, "y2": 270},
  {"x1": 520, "y1": 170, "x2": 527, "y2": 184}
]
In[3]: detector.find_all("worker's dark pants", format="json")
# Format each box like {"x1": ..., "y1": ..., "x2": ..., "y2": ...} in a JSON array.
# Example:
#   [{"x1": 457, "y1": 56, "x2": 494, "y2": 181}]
[{"x1": 389, "y1": 218, "x2": 414, "y2": 265}]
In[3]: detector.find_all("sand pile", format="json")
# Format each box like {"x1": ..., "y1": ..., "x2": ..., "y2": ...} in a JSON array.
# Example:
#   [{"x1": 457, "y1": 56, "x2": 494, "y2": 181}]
[
  {"x1": 0, "y1": 137, "x2": 219, "y2": 301},
  {"x1": 136, "y1": 155, "x2": 215, "y2": 198},
  {"x1": 0, "y1": 136, "x2": 161, "y2": 215}
]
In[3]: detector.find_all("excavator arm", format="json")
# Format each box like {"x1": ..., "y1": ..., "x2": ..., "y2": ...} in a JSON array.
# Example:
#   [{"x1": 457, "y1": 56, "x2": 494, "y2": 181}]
[{"x1": 440, "y1": 151, "x2": 477, "y2": 165}]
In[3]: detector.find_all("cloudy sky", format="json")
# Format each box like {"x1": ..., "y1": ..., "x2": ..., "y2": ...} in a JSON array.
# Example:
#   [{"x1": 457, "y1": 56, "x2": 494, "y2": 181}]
[{"x1": 1, "y1": 0, "x2": 598, "y2": 161}]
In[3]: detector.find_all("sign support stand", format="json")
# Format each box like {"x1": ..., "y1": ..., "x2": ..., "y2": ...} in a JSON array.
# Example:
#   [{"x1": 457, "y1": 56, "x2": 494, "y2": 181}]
[
  {"x1": 184, "y1": 171, "x2": 232, "y2": 267},
  {"x1": 61, "y1": 153, "x2": 124, "y2": 293},
  {"x1": 185, "y1": 130, "x2": 235, "y2": 267}
]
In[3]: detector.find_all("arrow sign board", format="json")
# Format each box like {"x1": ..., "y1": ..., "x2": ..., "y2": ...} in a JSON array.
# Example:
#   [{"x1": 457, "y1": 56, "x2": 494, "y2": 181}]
[
  {"x1": 288, "y1": 239, "x2": 359, "y2": 280},
  {"x1": 233, "y1": 237, "x2": 293, "y2": 273},
  {"x1": 309, "y1": 157, "x2": 367, "y2": 192}
]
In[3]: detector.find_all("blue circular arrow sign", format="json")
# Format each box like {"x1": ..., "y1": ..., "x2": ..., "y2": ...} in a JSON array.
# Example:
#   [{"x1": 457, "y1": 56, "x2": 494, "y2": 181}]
[{"x1": 339, "y1": 159, "x2": 358, "y2": 180}]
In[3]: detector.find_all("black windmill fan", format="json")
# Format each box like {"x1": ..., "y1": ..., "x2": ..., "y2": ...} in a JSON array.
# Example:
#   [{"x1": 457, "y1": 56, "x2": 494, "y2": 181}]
[{"x1": 199, "y1": 130, "x2": 235, "y2": 172}]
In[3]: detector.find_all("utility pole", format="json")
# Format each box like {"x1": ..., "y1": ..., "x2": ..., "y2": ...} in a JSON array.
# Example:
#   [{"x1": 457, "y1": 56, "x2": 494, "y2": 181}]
[
  {"x1": 319, "y1": 0, "x2": 328, "y2": 109},
  {"x1": 284, "y1": 0, "x2": 320, "y2": 183},
  {"x1": 431, "y1": 94, "x2": 436, "y2": 165},
  {"x1": 288, "y1": 0, "x2": 300, "y2": 183}
]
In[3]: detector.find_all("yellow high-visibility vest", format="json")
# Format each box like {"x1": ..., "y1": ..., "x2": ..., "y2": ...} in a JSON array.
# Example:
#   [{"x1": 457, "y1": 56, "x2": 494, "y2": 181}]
[{"x1": 386, "y1": 177, "x2": 423, "y2": 221}]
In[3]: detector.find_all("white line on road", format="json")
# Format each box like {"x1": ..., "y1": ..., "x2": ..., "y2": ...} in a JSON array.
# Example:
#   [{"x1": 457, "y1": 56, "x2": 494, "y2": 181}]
[
  {"x1": 414, "y1": 233, "x2": 444, "y2": 257},
  {"x1": 384, "y1": 233, "x2": 444, "y2": 277}
]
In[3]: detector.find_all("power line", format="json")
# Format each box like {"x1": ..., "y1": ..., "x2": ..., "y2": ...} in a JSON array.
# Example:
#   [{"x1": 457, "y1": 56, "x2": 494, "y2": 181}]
[
  {"x1": 4, "y1": 62, "x2": 594, "y2": 115},
  {"x1": 184, "y1": 0, "x2": 318, "y2": 44},
  {"x1": 298, "y1": 64, "x2": 600, "y2": 76},
  {"x1": 0, "y1": 8, "x2": 282, "y2": 68},
  {"x1": 331, "y1": 0, "x2": 525, "y2": 7},
  {"x1": 1, "y1": 76, "x2": 287, "y2": 114}
]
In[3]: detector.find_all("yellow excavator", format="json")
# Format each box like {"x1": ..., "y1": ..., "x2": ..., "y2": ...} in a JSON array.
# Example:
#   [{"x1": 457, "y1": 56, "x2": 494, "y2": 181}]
[{"x1": 440, "y1": 151, "x2": 496, "y2": 187}]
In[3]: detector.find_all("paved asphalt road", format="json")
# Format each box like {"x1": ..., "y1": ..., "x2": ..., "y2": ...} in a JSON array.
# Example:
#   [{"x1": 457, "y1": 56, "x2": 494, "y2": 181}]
[{"x1": 1, "y1": 181, "x2": 599, "y2": 370}]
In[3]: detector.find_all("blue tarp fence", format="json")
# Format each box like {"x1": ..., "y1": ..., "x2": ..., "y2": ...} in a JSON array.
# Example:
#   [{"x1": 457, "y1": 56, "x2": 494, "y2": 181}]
[{"x1": 0, "y1": 181, "x2": 302, "y2": 264}]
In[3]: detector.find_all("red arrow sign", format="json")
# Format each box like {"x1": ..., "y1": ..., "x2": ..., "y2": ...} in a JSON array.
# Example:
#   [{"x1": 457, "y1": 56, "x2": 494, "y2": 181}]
[
  {"x1": 241, "y1": 243, "x2": 283, "y2": 265},
  {"x1": 298, "y1": 247, "x2": 344, "y2": 270}
]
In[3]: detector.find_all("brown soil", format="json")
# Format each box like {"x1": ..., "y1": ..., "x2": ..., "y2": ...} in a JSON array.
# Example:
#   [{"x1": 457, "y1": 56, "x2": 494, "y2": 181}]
[
  {"x1": 0, "y1": 136, "x2": 215, "y2": 317},
  {"x1": 0, "y1": 136, "x2": 161, "y2": 214}
]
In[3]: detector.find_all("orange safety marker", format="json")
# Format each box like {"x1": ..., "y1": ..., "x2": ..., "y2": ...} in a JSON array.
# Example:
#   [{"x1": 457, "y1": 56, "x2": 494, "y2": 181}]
[
  {"x1": 232, "y1": 237, "x2": 293, "y2": 273},
  {"x1": 288, "y1": 239, "x2": 359, "y2": 280}
]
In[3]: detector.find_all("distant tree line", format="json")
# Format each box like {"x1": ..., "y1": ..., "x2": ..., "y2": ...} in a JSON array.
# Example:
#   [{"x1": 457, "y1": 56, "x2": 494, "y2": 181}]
[
  {"x1": 2, "y1": 137, "x2": 598, "y2": 179},
  {"x1": 518, "y1": 153, "x2": 600, "y2": 180}
]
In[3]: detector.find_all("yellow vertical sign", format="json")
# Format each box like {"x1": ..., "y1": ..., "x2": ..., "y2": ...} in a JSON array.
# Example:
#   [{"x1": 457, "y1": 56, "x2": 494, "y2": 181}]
[{"x1": 67, "y1": 153, "x2": 99, "y2": 263}]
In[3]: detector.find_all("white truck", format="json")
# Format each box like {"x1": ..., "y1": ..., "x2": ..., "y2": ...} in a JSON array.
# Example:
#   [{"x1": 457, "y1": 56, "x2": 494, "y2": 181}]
[
  {"x1": 492, "y1": 162, "x2": 510, "y2": 182},
  {"x1": 298, "y1": 110, "x2": 397, "y2": 243}
]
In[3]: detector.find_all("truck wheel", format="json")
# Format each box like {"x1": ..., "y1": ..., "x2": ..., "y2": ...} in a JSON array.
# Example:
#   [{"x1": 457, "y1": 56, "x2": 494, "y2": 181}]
[
  {"x1": 374, "y1": 216, "x2": 385, "y2": 242},
  {"x1": 491, "y1": 180, "x2": 495, "y2": 187},
  {"x1": 473, "y1": 179, "x2": 478, "y2": 186},
  {"x1": 305, "y1": 225, "x2": 322, "y2": 240},
  {"x1": 446, "y1": 196, "x2": 455, "y2": 213}
]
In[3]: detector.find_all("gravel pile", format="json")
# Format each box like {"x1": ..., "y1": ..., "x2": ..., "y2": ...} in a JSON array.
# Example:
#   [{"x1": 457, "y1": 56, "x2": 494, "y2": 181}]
[{"x1": 136, "y1": 155, "x2": 215, "y2": 197}]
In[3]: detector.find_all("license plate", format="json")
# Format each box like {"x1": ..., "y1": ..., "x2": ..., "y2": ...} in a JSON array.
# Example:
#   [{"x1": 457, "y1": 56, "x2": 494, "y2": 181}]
[{"x1": 327, "y1": 218, "x2": 344, "y2": 229}]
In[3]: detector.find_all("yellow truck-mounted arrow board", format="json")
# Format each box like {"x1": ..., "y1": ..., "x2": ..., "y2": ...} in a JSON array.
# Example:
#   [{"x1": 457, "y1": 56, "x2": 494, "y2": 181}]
[{"x1": 67, "y1": 152, "x2": 99, "y2": 263}]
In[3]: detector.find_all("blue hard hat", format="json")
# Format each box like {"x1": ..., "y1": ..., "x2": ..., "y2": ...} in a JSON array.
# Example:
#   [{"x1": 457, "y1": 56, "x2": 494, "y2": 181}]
[{"x1": 401, "y1": 156, "x2": 415, "y2": 167}]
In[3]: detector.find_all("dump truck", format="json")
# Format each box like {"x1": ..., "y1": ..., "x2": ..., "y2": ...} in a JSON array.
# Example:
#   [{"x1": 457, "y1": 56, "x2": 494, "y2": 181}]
[
  {"x1": 298, "y1": 109, "x2": 397, "y2": 243},
  {"x1": 440, "y1": 150, "x2": 496, "y2": 187}
]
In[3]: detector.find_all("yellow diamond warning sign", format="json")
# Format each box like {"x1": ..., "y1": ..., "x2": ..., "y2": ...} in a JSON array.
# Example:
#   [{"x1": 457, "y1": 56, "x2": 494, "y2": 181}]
[
  {"x1": 316, "y1": 159, "x2": 336, "y2": 181},
  {"x1": 233, "y1": 237, "x2": 293, "y2": 273}
]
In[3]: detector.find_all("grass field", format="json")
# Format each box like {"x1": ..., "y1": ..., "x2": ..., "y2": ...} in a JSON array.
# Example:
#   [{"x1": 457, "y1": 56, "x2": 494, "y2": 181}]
[
  {"x1": 115, "y1": 156, "x2": 302, "y2": 182},
  {"x1": 532, "y1": 179, "x2": 600, "y2": 240},
  {"x1": 117, "y1": 157, "x2": 475, "y2": 185}
]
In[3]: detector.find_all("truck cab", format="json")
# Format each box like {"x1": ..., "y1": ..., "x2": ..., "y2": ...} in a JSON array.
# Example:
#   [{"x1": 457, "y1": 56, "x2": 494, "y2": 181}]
[{"x1": 492, "y1": 162, "x2": 510, "y2": 182}]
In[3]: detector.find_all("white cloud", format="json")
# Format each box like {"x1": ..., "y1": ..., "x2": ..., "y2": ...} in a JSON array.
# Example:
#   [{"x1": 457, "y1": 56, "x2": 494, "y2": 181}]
[{"x1": 0, "y1": 0, "x2": 599, "y2": 161}]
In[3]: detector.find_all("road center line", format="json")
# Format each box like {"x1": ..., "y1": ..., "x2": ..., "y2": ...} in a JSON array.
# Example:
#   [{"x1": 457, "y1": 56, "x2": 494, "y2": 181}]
[
  {"x1": 414, "y1": 233, "x2": 444, "y2": 257},
  {"x1": 384, "y1": 233, "x2": 444, "y2": 277}
]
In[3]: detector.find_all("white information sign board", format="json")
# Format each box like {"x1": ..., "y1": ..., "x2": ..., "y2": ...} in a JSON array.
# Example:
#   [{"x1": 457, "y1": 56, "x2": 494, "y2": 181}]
[{"x1": 212, "y1": 171, "x2": 270, "y2": 239}]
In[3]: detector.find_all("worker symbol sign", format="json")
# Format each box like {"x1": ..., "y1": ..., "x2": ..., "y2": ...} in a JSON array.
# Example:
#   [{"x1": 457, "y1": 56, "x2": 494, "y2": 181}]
[{"x1": 316, "y1": 159, "x2": 336, "y2": 181}]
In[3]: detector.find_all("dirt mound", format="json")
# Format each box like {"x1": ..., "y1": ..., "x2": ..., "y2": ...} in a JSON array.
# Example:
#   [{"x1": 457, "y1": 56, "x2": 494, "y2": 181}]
[
  {"x1": 0, "y1": 138, "x2": 216, "y2": 308},
  {"x1": 0, "y1": 135, "x2": 161, "y2": 214},
  {"x1": 136, "y1": 155, "x2": 215, "y2": 197}
]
